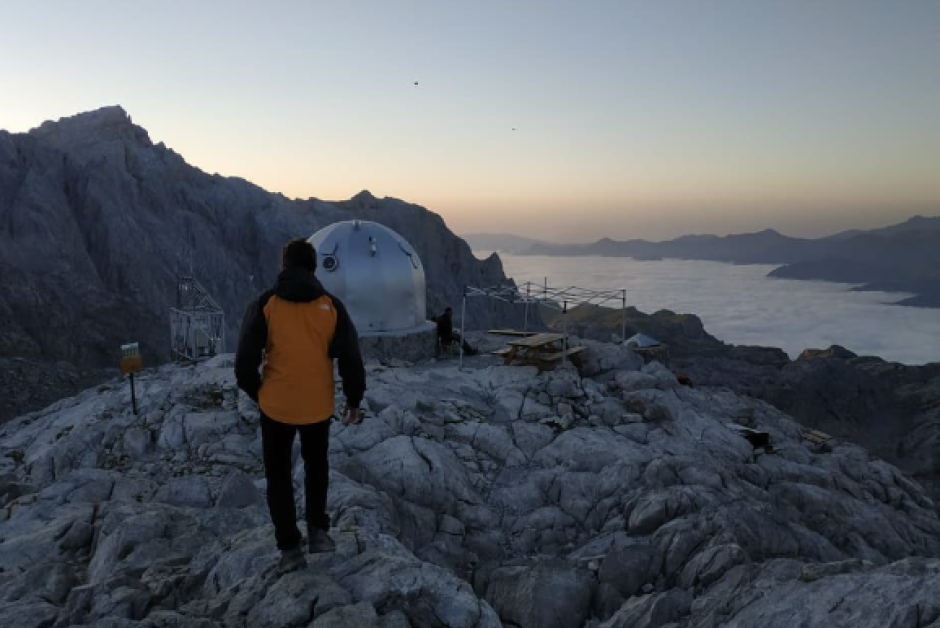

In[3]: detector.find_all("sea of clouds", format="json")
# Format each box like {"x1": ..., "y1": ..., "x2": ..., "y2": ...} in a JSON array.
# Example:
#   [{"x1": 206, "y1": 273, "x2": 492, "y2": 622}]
[{"x1": 480, "y1": 253, "x2": 940, "y2": 365}]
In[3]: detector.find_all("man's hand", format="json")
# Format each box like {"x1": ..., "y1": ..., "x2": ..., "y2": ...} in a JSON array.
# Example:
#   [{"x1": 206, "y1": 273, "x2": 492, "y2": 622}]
[{"x1": 343, "y1": 404, "x2": 361, "y2": 425}]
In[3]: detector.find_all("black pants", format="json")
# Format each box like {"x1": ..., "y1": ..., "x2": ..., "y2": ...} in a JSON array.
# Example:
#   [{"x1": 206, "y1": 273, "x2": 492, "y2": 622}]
[
  {"x1": 439, "y1": 332, "x2": 475, "y2": 355},
  {"x1": 260, "y1": 413, "x2": 331, "y2": 550}
]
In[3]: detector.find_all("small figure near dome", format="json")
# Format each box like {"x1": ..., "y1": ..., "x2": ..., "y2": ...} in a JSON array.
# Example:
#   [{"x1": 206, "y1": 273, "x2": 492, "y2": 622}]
[{"x1": 433, "y1": 307, "x2": 477, "y2": 356}]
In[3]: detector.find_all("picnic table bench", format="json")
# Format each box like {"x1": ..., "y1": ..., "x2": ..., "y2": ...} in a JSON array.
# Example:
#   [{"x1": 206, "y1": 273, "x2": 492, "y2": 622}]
[
  {"x1": 540, "y1": 346, "x2": 587, "y2": 363},
  {"x1": 804, "y1": 429, "x2": 832, "y2": 444},
  {"x1": 803, "y1": 430, "x2": 834, "y2": 452},
  {"x1": 493, "y1": 333, "x2": 586, "y2": 371}
]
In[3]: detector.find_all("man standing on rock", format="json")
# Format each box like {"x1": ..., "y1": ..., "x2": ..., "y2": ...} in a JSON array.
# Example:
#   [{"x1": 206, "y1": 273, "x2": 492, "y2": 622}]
[{"x1": 235, "y1": 238, "x2": 366, "y2": 573}]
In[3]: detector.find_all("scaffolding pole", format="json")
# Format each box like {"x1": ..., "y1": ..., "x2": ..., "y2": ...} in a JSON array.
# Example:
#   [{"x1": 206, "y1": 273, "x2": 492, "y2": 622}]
[
  {"x1": 459, "y1": 289, "x2": 467, "y2": 368},
  {"x1": 562, "y1": 300, "x2": 569, "y2": 367},
  {"x1": 523, "y1": 282, "x2": 531, "y2": 334},
  {"x1": 621, "y1": 290, "x2": 627, "y2": 343}
]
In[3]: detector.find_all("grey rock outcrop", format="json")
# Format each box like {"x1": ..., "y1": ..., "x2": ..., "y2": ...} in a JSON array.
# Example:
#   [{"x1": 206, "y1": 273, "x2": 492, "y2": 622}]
[
  {"x1": 541, "y1": 305, "x2": 940, "y2": 513},
  {"x1": 0, "y1": 357, "x2": 113, "y2": 427},
  {"x1": 673, "y1": 346, "x2": 940, "y2": 509},
  {"x1": 541, "y1": 305, "x2": 725, "y2": 357},
  {"x1": 2, "y1": 349, "x2": 939, "y2": 626}
]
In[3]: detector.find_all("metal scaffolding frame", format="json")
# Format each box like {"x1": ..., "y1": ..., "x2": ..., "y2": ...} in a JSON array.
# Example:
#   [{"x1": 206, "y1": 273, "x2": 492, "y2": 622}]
[
  {"x1": 170, "y1": 276, "x2": 226, "y2": 361},
  {"x1": 459, "y1": 281, "x2": 627, "y2": 367}
]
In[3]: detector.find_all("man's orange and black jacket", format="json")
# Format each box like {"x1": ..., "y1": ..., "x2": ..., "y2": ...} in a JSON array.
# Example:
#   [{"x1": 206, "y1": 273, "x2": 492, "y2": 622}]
[{"x1": 235, "y1": 267, "x2": 366, "y2": 424}]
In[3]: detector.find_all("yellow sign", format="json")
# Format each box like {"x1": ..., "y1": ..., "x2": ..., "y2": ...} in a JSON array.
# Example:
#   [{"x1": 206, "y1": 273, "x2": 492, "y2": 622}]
[{"x1": 120, "y1": 342, "x2": 143, "y2": 375}]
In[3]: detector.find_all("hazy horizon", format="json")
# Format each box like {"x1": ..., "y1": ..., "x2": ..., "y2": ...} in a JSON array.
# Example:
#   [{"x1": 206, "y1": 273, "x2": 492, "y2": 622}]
[
  {"x1": 461, "y1": 209, "x2": 940, "y2": 244},
  {"x1": 2, "y1": 1, "x2": 938, "y2": 241}
]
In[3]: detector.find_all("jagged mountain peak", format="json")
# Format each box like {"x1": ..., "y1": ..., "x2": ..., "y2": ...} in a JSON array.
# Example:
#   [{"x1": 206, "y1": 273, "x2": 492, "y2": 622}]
[
  {"x1": 352, "y1": 189, "x2": 376, "y2": 202},
  {"x1": 31, "y1": 104, "x2": 131, "y2": 130},
  {"x1": 755, "y1": 227, "x2": 783, "y2": 237},
  {"x1": 339, "y1": 189, "x2": 381, "y2": 210},
  {"x1": 28, "y1": 104, "x2": 152, "y2": 149}
]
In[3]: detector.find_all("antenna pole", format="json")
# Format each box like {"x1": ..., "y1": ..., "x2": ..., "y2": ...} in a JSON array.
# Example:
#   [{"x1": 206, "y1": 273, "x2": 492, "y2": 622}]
[
  {"x1": 130, "y1": 373, "x2": 138, "y2": 415},
  {"x1": 523, "y1": 282, "x2": 530, "y2": 334},
  {"x1": 562, "y1": 300, "x2": 568, "y2": 366},
  {"x1": 459, "y1": 289, "x2": 467, "y2": 368},
  {"x1": 621, "y1": 290, "x2": 627, "y2": 343}
]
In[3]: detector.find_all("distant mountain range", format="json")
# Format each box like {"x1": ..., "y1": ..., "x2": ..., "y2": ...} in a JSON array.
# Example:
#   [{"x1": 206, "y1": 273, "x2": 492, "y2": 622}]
[
  {"x1": 466, "y1": 216, "x2": 940, "y2": 307},
  {"x1": 461, "y1": 233, "x2": 549, "y2": 254}
]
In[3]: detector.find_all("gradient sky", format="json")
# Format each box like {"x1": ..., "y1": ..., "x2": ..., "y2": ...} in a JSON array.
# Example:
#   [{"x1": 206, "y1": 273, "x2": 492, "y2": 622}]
[{"x1": 1, "y1": 0, "x2": 938, "y2": 241}]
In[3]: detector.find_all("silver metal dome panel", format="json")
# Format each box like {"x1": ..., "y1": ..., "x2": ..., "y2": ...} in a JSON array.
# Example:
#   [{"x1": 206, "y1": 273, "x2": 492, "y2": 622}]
[{"x1": 309, "y1": 220, "x2": 427, "y2": 334}]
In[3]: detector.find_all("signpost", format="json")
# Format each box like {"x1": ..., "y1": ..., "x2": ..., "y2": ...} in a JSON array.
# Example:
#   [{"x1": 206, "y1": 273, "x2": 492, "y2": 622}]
[{"x1": 120, "y1": 343, "x2": 143, "y2": 415}]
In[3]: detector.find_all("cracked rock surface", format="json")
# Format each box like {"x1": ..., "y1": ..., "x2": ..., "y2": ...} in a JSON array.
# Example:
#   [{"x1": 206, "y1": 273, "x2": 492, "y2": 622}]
[{"x1": 2, "y1": 350, "x2": 939, "y2": 627}]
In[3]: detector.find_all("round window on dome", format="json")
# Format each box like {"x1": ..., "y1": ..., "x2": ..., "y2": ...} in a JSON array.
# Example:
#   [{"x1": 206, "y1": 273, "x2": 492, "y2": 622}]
[{"x1": 322, "y1": 255, "x2": 339, "y2": 272}]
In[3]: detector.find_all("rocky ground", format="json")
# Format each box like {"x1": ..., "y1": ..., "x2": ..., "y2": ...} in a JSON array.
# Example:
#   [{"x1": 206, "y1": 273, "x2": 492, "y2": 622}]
[
  {"x1": 2, "y1": 341, "x2": 940, "y2": 627},
  {"x1": 672, "y1": 348, "x2": 940, "y2": 510},
  {"x1": 549, "y1": 307, "x2": 940, "y2": 511}
]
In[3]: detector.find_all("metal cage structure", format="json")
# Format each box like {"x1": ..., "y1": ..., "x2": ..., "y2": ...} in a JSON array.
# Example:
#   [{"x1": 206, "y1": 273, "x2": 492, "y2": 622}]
[
  {"x1": 459, "y1": 281, "x2": 627, "y2": 366},
  {"x1": 170, "y1": 276, "x2": 226, "y2": 361}
]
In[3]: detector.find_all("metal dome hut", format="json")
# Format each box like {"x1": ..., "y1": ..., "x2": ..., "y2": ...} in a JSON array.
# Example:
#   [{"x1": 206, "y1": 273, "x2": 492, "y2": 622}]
[{"x1": 308, "y1": 220, "x2": 436, "y2": 361}]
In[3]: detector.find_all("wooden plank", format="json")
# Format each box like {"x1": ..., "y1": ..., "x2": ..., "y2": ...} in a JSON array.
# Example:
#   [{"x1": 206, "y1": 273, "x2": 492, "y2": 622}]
[
  {"x1": 804, "y1": 430, "x2": 832, "y2": 444},
  {"x1": 540, "y1": 346, "x2": 588, "y2": 362},
  {"x1": 491, "y1": 348, "x2": 512, "y2": 356},
  {"x1": 508, "y1": 333, "x2": 566, "y2": 348},
  {"x1": 487, "y1": 329, "x2": 538, "y2": 337}
]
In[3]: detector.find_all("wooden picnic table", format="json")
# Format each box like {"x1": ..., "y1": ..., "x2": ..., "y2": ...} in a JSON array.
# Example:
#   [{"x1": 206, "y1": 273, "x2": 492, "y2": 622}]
[
  {"x1": 494, "y1": 333, "x2": 587, "y2": 370},
  {"x1": 508, "y1": 332, "x2": 566, "y2": 349},
  {"x1": 487, "y1": 329, "x2": 538, "y2": 337}
]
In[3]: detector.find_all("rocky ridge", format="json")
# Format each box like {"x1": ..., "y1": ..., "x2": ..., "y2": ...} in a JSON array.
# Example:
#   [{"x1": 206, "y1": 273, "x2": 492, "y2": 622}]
[
  {"x1": 540, "y1": 305, "x2": 727, "y2": 358},
  {"x1": 545, "y1": 306, "x2": 940, "y2": 511},
  {"x1": 0, "y1": 106, "x2": 517, "y2": 421},
  {"x1": 673, "y1": 347, "x2": 940, "y2": 510},
  {"x1": 0, "y1": 357, "x2": 114, "y2": 428},
  {"x1": 2, "y1": 342, "x2": 940, "y2": 627}
]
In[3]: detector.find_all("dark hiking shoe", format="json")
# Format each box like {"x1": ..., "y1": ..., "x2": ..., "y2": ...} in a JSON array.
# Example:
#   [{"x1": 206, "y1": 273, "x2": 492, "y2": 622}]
[
  {"x1": 308, "y1": 528, "x2": 336, "y2": 553},
  {"x1": 277, "y1": 546, "x2": 307, "y2": 574}
]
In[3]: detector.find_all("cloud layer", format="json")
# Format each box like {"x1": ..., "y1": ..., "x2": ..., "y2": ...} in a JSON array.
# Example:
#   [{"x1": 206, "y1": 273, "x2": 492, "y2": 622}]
[{"x1": 486, "y1": 253, "x2": 940, "y2": 365}]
